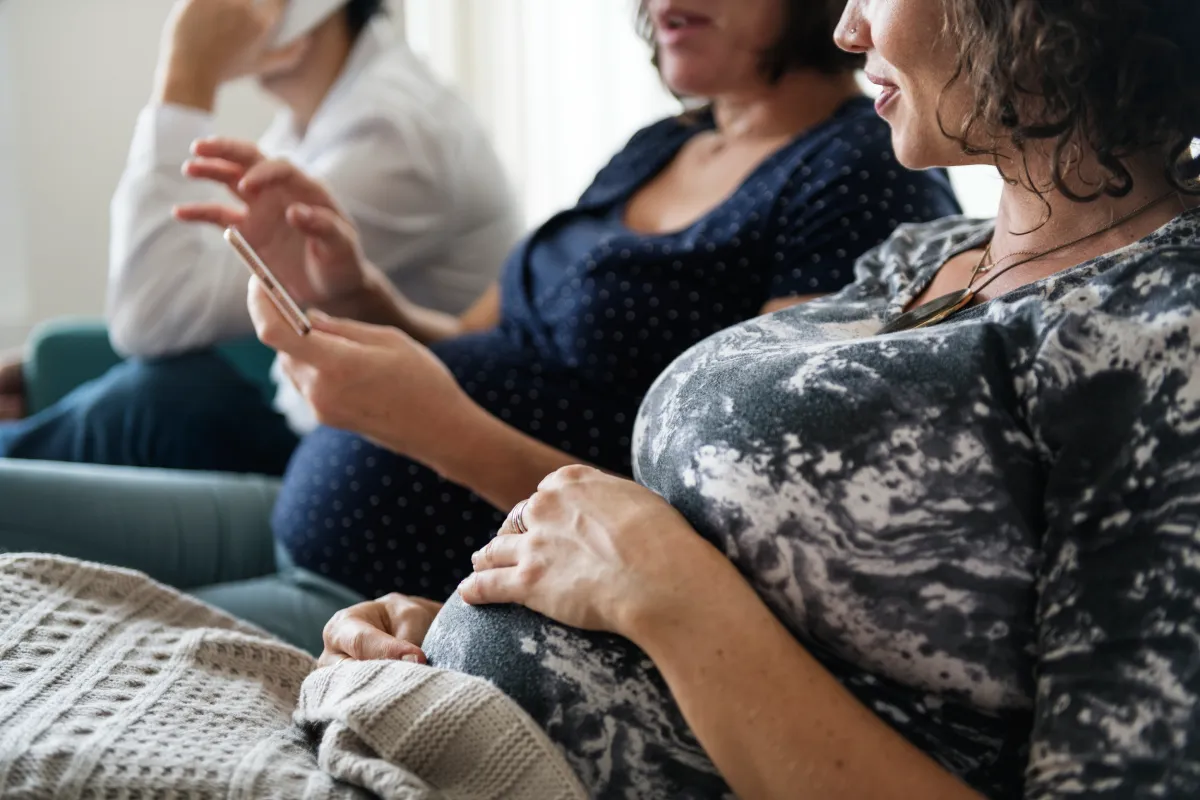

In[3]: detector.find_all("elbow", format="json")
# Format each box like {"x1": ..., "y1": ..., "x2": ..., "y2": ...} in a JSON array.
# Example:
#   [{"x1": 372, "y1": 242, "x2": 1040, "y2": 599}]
[
  {"x1": 106, "y1": 305, "x2": 159, "y2": 359},
  {"x1": 105, "y1": 285, "x2": 177, "y2": 359}
]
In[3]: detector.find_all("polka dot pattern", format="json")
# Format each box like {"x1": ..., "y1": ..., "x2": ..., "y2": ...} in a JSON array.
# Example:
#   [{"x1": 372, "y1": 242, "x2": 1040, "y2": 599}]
[{"x1": 273, "y1": 98, "x2": 962, "y2": 599}]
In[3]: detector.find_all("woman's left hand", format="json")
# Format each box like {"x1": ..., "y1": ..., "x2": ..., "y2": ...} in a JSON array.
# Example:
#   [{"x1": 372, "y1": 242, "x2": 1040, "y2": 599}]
[
  {"x1": 459, "y1": 465, "x2": 727, "y2": 638},
  {"x1": 250, "y1": 281, "x2": 477, "y2": 462}
]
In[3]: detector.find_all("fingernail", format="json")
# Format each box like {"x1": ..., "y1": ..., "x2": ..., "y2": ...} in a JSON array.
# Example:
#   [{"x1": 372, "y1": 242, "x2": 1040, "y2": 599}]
[
  {"x1": 294, "y1": 204, "x2": 312, "y2": 220},
  {"x1": 401, "y1": 654, "x2": 420, "y2": 664}
]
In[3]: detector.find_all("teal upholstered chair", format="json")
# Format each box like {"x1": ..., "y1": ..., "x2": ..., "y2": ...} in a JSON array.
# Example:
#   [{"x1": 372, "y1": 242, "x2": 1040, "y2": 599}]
[
  {"x1": 23, "y1": 317, "x2": 277, "y2": 415},
  {"x1": 9, "y1": 319, "x2": 287, "y2": 593}
]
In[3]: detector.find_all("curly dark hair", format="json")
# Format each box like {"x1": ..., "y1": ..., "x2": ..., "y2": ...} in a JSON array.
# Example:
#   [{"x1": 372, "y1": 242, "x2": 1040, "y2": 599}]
[
  {"x1": 636, "y1": 1, "x2": 862, "y2": 82},
  {"x1": 942, "y1": 0, "x2": 1200, "y2": 200}
]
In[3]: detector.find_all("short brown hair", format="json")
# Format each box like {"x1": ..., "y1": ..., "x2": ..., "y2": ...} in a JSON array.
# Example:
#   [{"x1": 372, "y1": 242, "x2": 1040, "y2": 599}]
[
  {"x1": 636, "y1": 1, "x2": 863, "y2": 82},
  {"x1": 941, "y1": 0, "x2": 1200, "y2": 200}
]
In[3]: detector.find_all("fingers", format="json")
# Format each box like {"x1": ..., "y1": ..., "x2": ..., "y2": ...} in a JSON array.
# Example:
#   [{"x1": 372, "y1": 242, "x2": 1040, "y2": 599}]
[
  {"x1": 471, "y1": 533, "x2": 523, "y2": 572},
  {"x1": 182, "y1": 157, "x2": 246, "y2": 193},
  {"x1": 458, "y1": 568, "x2": 524, "y2": 607},
  {"x1": 173, "y1": 203, "x2": 247, "y2": 229},
  {"x1": 249, "y1": 282, "x2": 359, "y2": 382},
  {"x1": 376, "y1": 593, "x2": 438, "y2": 645},
  {"x1": 496, "y1": 497, "x2": 531, "y2": 538},
  {"x1": 190, "y1": 137, "x2": 265, "y2": 169},
  {"x1": 239, "y1": 158, "x2": 333, "y2": 204},
  {"x1": 322, "y1": 616, "x2": 426, "y2": 665},
  {"x1": 316, "y1": 651, "x2": 348, "y2": 669},
  {"x1": 287, "y1": 203, "x2": 351, "y2": 246},
  {"x1": 287, "y1": 203, "x2": 361, "y2": 268},
  {"x1": 538, "y1": 464, "x2": 602, "y2": 492},
  {"x1": 308, "y1": 310, "x2": 402, "y2": 348},
  {"x1": 248, "y1": 280, "x2": 314, "y2": 353}
]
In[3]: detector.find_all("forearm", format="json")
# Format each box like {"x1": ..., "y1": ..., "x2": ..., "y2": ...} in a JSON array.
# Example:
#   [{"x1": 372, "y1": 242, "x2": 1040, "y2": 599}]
[
  {"x1": 425, "y1": 401, "x2": 589, "y2": 511},
  {"x1": 153, "y1": 59, "x2": 219, "y2": 113},
  {"x1": 626, "y1": 551, "x2": 984, "y2": 800},
  {"x1": 108, "y1": 108, "x2": 252, "y2": 356}
]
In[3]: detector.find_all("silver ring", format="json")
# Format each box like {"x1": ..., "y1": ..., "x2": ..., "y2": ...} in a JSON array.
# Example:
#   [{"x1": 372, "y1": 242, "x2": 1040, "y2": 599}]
[{"x1": 510, "y1": 499, "x2": 530, "y2": 534}]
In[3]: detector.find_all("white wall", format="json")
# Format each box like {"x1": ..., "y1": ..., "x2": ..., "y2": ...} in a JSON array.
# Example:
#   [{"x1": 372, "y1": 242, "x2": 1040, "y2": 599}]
[
  {"x1": 0, "y1": 0, "x2": 286, "y2": 349},
  {"x1": 405, "y1": 0, "x2": 679, "y2": 229}
]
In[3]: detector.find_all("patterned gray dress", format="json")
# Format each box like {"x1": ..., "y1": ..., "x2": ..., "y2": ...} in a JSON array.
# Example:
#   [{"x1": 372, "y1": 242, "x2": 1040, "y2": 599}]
[{"x1": 424, "y1": 207, "x2": 1200, "y2": 799}]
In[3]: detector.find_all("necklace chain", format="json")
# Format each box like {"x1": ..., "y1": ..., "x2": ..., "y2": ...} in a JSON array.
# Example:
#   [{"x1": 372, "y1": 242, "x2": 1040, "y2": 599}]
[
  {"x1": 877, "y1": 190, "x2": 1181, "y2": 335},
  {"x1": 965, "y1": 190, "x2": 1176, "y2": 296}
]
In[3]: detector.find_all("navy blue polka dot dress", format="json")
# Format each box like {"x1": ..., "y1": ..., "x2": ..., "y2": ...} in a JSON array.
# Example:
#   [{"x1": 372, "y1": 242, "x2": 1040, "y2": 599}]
[{"x1": 272, "y1": 98, "x2": 963, "y2": 599}]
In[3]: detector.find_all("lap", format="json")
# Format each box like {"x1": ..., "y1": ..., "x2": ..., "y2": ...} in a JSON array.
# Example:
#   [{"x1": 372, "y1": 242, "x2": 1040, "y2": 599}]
[
  {"x1": 0, "y1": 459, "x2": 280, "y2": 589},
  {"x1": 0, "y1": 350, "x2": 298, "y2": 474},
  {"x1": 272, "y1": 426, "x2": 507, "y2": 602}
]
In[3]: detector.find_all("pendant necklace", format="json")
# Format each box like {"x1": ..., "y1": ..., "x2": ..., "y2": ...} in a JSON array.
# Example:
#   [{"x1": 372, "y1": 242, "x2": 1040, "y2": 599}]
[{"x1": 878, "y1": 191, "x2": 1176, "y2": 335}]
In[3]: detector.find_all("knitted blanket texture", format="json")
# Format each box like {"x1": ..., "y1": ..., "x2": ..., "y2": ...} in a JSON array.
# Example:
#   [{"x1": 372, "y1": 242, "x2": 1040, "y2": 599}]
[{"x1": 0, "y1": 554, "x2": 586, "y2": 800}]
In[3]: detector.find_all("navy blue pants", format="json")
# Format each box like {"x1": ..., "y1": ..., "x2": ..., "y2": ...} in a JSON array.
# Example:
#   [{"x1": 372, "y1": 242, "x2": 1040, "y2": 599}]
[{"x1": 0, "y1": 351, "x2": 298, "y2": 475}]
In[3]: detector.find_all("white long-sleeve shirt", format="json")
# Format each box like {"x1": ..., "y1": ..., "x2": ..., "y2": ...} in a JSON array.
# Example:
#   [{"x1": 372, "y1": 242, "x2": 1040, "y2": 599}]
[{"x1": 107, "y1": 19, "x2": 521, "y2": 432}]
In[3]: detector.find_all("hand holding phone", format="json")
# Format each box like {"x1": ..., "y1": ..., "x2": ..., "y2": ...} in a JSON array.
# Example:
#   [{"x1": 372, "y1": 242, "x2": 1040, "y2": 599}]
[{"x1": 225, "y1": 227, "x2": 312, "y2": 337}]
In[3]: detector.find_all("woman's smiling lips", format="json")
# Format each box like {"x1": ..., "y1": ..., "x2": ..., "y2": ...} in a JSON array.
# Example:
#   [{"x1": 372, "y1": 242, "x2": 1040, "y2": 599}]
[
  {"x1": 865, "y1": 71, "x2": 901, "y2": 115},
  {"x1": 655, "y1": 7, "x2": 714, "y2": 47}
]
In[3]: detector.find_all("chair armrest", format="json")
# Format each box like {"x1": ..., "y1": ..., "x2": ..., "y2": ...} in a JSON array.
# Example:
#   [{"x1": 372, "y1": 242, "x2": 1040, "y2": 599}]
[
  {"x1": 23, "y1": 317, "x2": 123, "y2": 415},
  {"x1": 22, "y1": 318, "x2": 279, "y2": 414},
  {"x1": 0, "y1": 459, "x2": 279, "y2": 587}
]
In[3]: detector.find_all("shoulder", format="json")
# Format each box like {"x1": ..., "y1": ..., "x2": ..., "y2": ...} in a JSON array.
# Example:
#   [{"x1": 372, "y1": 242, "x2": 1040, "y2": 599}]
[
  {"x1": 595, "y1": 113, "x2": 703, "y2": 174},
  {"x1": 313, "y1": 39, "x2": 487, "y2": 155},
  {"x1": 850, "y1": 216, "x2": 987, "y2": 286},
  {"x1": 1027, "y1": 238, "x2": 1200, "y2": 431},
  {"x1": 1046, "y1": 211, "x2": 1200, "y2": 325},
  {"x1": 620, "y1": 112, "x2": 705, "y2": 155},
  {"x1": 576, "y1": 113, "x2": 704, "y2": 205}
]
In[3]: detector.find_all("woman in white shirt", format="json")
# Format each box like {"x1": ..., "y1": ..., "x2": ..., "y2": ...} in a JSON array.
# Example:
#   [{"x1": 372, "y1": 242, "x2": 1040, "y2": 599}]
[{"x1": 0, "y1": 0, "x2": 519, "y2": 473}]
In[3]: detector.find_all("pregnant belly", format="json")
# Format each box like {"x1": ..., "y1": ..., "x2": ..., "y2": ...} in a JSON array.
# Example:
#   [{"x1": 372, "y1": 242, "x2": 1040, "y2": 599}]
[{"x1": 422, "y1": 595, "x2": 732, "y2": 799}]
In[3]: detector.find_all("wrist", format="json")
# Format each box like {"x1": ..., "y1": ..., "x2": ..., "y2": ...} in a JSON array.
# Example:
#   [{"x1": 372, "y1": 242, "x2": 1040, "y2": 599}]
[
  {"x1": 316, "y1": 264, "x2": 398, "y2": 326},
  {"x1": 422, "y1": 396, "x2": 501, "y2": 484},
  {"x1": 154, "y1": 59, "x2": 220, "y2": 112},
  {"x1": 619, "y1": 537, "x2": 743, "y2": 649}
]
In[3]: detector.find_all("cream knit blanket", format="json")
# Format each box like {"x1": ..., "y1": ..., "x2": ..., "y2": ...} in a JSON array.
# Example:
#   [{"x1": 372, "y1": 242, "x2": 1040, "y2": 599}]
[{"x1": 0, "y1": 554, "x2": 586, "y2": 800}]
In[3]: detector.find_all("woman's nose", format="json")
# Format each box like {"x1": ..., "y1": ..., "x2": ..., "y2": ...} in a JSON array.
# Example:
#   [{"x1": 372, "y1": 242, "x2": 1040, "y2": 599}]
[{"x1": 833, "y1": 1, "x2": 869, "y2": 54}]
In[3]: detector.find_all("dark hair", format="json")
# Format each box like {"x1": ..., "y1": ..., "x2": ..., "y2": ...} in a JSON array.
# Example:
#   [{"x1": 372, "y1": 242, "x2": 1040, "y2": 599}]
[
  {"x1": 942, "y1": 0, "x2": 1200, "y2": 200},
  {"x1": 636, "y1": 0, "x2": 863, "y2": 82},
  {"x1": 345, "y1": 0, "x2": 386, "y2": 40}
]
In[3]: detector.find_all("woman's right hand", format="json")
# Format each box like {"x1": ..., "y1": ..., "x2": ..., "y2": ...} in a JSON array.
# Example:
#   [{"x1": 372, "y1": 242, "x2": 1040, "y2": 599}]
[
  {"x1": 174, "y1": 139, "x2": 373, "y2": 307},
  {"x1": 318, "y1": 593, "x2": 444, "y2": 668}
]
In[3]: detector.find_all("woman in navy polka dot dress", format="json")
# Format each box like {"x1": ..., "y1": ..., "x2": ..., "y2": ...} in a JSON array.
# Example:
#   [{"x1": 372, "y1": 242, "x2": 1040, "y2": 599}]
[{"x1": 164, "y1": 0, "x2": 960, "y2": 643}]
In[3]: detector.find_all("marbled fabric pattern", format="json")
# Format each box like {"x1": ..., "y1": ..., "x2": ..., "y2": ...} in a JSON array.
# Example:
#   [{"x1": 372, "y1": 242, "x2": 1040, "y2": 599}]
[{"x1": 428, "y1": 208, "x2": 1200, "y2": 799}]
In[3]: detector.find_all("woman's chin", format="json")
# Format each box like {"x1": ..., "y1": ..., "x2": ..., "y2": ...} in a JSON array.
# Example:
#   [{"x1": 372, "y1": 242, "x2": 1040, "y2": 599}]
[
  {"x1": 658, "y1": 64, "x2": 726, "y2": 100},
  {"x1": 889, "y1": 126, "x2": 956, "y2": 172}
]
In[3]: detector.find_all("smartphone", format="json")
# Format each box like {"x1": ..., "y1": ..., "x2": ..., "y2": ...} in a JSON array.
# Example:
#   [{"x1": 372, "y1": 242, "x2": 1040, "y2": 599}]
[{"x1": 224, "y1": 227, "x2": 312, "y2": 337}]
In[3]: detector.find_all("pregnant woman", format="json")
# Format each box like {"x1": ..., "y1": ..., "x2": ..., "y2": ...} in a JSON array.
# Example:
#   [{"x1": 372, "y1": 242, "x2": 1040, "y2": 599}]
[{"x1": 307, "y1": 0, "x2": 1200, "y2": 797}]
